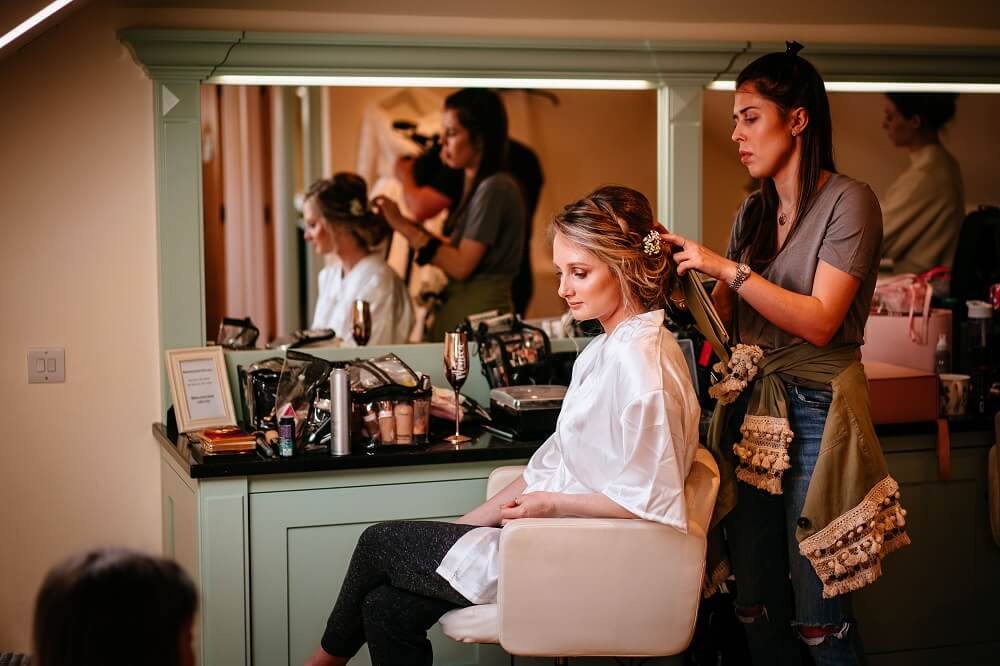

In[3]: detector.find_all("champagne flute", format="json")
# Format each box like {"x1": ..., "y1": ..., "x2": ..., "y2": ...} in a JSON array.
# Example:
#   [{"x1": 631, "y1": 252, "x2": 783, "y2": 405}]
[
  {"x1": 352, "y1": 300, "x2": 372, "y2": 346},
  {"x1": 443, "y1": 331, "x2": 471, "y2": 444}
]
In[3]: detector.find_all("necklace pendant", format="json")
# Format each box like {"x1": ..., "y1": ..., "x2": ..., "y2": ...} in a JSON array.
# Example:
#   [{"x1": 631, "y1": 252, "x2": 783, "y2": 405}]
[{"x1": 778, "y1": 212, "x2": 787, "y2": 226}]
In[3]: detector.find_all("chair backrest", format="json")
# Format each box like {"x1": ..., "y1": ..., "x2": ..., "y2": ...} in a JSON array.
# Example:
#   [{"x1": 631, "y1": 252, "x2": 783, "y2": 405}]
[
  {"x1": 684, "y1": 447, "x2": 721, "y2": 537},
  {"x1": 493, "y1": 446, "x2": 721, "y2": 657},
  {"x1": 486, "y1": 447, "x2": 720, "y2": 534}
]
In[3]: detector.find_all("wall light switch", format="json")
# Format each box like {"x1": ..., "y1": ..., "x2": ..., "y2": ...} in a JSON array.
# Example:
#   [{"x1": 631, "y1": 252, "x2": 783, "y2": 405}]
[{"x1": 28, "y1": 348, "x2": 65, "y2": 383}]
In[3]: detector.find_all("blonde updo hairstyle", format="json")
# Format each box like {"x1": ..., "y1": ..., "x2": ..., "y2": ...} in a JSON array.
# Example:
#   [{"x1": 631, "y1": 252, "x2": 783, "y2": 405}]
[
  {"x1": 551, "y1": 185, "x2": 677, "y2": 315},
  {"x1": 305, "y1": 172, "x2": 391, "y2": 252}
]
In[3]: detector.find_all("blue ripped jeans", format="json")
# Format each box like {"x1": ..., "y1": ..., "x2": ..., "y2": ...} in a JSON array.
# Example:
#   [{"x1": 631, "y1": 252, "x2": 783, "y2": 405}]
[{"x1": 724, "y1": 384, "x2": 867, "y2": 666}]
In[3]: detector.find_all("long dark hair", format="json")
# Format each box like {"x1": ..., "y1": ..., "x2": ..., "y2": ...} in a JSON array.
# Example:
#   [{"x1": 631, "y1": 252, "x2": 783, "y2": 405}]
[
  {"x1": 33, "y1": 548, "x2": 198, "y2": 666},
  {"x1": 444, "y1": 88, "x2": 509, "y2": 199},
  {"x1": 732, "y1": 42, "x2": 836, "y2": 271}
]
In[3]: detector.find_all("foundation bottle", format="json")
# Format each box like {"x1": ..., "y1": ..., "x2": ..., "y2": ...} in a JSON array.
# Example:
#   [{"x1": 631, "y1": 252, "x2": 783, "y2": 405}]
[
  {"x1": 362, "y1": 403, "x2": 381, "y2": 443},
  {"x1": 413, "y1": 375, "x2": 431, "y2": 444},
  {"x1": 377, "y1": 400, "x2": 396, "y2": 444},
  {"x1": 413, "y1": 392, "x2": 429, "y2": 444},
  {"x1": 394, "y1": 400, "x2": 414, "y2": 445}
]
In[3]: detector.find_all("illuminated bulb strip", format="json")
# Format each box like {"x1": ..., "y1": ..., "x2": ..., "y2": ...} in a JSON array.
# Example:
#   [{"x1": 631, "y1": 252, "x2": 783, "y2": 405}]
[
  {"x1": 708, "y1": 80, "x2": 1000, "y2": 94},
  {"x1": 0, "y1": 0, "x2": 76, "y2": 51},
  {"x1": 210, "y1": 74, "x2": 654, "y2": 90}
]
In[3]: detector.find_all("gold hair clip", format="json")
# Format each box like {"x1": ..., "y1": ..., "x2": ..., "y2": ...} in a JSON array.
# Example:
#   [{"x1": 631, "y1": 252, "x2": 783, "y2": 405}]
[
  {"x1": 642, "y1": 230, "x2": 661, "y2": 256},
  {"x1": 349, "y1": 198, "x2": 366, "y2": 217}
]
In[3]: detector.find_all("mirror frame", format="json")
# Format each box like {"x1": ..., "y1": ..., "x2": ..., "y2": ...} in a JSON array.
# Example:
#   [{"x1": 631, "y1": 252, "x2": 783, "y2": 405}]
[{"x1": 118, "y1": 30, "x2": 1000, "y2": 409}]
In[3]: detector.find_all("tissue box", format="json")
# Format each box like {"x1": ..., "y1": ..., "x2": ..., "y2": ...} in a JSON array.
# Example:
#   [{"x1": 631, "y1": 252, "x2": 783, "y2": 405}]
[
  {"x1": 862, "y1": 308, "x2": 952, "y2": 373},
  {"x1": 865, "y1": 362, "x2": 939, "y2": 424}
]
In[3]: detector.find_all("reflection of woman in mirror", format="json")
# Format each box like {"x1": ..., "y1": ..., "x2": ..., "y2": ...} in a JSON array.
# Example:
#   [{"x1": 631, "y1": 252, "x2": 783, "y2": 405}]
[
  {"x1": 374, "y1": 89, "x2": 526, "y2": 340},
  {"x1": 880, "y1": 93, "x2": 964, "y2": 274},
  {"x1": 303, "y1": 173, "x2": 415, "y2": 345},
  {"x1": 663, "y1": 43, "x2": 906, "y2": 664},
  {"x1": 305, "y1": 185, "x2": 700, "y2": 666}
]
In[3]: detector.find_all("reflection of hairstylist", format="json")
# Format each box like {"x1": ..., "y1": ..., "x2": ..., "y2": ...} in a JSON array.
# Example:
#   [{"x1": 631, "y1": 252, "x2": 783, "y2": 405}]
[
  {"x1": 880, "y1": 93, "x2": 964, "y2": 274},
  {"x1": 303, "y1": 173, "x2": 414, "y2": 345},
  {"x1": 373, "y1": 89, "x2": 526, "y2": 340}
]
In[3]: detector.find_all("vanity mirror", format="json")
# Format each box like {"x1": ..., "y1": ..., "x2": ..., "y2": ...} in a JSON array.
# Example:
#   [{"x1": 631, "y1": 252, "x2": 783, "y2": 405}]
[
  {"x1": 118, "y1": 30, "x2": 1000, "y2": 411},
  {"x1": 199, "y1": 83, "x2": 660, "y2": 343}
]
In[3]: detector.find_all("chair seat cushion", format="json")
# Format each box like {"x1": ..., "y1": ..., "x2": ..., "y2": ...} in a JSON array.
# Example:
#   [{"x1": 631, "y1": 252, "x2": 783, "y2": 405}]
[{"x1": 439, "y1": 604, "x2": 499, "y2": 644}]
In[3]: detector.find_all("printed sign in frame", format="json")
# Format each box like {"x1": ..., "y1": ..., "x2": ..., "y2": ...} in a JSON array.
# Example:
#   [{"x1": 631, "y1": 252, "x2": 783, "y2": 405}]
[{"x1": 165, "y1": 346, "x2": 236, "y2": 433}]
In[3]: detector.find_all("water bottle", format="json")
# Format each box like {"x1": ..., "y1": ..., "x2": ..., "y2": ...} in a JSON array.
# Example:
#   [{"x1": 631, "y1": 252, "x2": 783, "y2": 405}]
[
  {"x1": 965, "y1": 300, "x2": 994, "y2": 416},
  {"x1": 935, "y1": 333, "x2": 951, "y2": 374},
  {"x1": 966, "y1": 300, "x2": 992, "y2": 348},
  {"x1": 329, "y1": 367, "x2": 351, "y2": 456}
]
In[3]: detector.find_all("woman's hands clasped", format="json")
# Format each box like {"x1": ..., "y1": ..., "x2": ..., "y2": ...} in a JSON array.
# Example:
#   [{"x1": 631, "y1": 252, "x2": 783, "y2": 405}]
[
  {"x1": 661, "y1": 232, "x2": 737, "y2": 284},
  {"x1": 499, "y1": 492, "x2": 560, "y2": 525}
]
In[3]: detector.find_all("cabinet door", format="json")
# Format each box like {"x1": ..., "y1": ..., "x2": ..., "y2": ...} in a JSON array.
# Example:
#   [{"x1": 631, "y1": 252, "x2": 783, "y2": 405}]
[
  {"x1": 250, "y1": 477, "x2": 510, "y2": 666},
  {"x1": 853, "y1": 443, "x2": 1000, "y2": 664}
]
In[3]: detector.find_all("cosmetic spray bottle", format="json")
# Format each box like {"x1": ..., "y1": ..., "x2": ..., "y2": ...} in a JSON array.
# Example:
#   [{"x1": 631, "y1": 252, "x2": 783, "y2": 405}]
[
  {"x1": 329, "y1": 367, "x2": 351, "y2": 456},
  {"x1": 278, "y1": 403, "x2": 296, "y2": 458}
]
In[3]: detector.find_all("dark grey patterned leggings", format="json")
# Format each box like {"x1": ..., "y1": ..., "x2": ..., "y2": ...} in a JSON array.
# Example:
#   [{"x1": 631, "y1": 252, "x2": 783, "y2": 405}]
[{"x1": 320, "y1": 520, "x2": 480, "y2": 665}]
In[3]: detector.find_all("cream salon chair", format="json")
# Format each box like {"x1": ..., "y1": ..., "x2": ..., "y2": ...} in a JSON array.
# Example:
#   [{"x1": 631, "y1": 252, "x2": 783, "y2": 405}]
[{"x1": 439, "y1": 447, "x2": 720, "y2": 663}]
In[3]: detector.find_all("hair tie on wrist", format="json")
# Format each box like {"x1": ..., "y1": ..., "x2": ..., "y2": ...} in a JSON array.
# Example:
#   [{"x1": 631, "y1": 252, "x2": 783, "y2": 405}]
[{"x1": 785, "y1": 41, "x2": 804, "y2": 57}]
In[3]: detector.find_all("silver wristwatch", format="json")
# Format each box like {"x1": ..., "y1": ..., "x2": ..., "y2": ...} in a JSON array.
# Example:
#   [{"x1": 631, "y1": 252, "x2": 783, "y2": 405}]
[{"x1": 729, "y1": 263, "x2": 751, "y2": 292}]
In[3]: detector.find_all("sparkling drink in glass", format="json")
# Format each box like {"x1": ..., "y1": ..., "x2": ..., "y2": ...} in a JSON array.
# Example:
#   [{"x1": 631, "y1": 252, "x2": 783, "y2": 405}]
[
  {"x1": 443, "y1": 331, "x2": 471, "y2": 443},
  {"x1": 352, "y1": 300, "x2": 372, "y2": 346}
]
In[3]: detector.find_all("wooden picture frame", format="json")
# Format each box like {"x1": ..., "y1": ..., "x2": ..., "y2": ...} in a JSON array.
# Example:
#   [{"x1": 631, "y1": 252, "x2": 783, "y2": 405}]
[{"x1": 165, "y1": 346, "x2": 237, "y2": 433}]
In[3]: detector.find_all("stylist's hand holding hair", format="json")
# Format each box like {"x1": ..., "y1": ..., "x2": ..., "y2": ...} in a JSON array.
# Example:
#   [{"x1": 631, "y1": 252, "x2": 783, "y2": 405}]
[
  {"x1": 659, "y1": 231, "x2": 743, "y2": 326},
  {"x1": 660, "y1": 232, "x2": 738, "y2": 282},
  {"x1": 372, "y1": 195, "x2": 426, "y2": 242}
]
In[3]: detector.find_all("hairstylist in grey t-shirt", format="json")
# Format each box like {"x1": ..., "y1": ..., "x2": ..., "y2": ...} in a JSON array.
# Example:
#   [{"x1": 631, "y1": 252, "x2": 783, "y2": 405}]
[
  {"x1": 375, "y1": 89, "x2": 526, "y2": 340},
  {"x1": 659, "y1": 43, "x2": 886, "y2": 666},
  {"x1": 662, "y1": 75, "x2": 881, "y2": 354}
]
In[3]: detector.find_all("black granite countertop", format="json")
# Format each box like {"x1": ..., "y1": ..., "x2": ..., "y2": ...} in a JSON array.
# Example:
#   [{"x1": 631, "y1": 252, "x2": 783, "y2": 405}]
[
  {"x1": 155, "y1": 412, "x2": 994, "y2": 480},
  {"x1": 154, "y1": 423, "x2": 543, "y2": 479}
]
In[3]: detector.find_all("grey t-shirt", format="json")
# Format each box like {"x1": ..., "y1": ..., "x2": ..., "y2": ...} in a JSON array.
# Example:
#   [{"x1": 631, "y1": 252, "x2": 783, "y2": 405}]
[
  {"x1": 447, "y1": 172, "x2": 526, "y2": 277},
  {"x1": 726, "y1": 174, "x2": 883, "y2": 350}
]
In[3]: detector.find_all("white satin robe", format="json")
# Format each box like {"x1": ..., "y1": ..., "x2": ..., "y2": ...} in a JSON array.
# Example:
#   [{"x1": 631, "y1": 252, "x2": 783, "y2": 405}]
[
  {"x1": 311, "y1": 253, "x2": 415, "y2": 346},
  {"x1": 436, "y1": 310, "x2": 701, "y2": 604}
]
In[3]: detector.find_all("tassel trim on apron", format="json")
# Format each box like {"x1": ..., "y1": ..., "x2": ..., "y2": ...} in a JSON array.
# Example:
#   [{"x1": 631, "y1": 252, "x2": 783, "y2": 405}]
[
  {"x1": 798, "y1": 475, "x2": 912, "y2": 598},
  {"x1": 732, "y1": 414, "x2": 794, "y2": 495}
]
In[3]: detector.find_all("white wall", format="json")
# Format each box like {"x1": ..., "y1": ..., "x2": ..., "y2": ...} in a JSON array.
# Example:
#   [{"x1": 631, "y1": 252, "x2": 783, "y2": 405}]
[
  {"x1": 2, "y1": 0, "x2": 999, "y2": 654},
  {"x1": 0, "y1": 8, "x2": 160, "y2": 653}
]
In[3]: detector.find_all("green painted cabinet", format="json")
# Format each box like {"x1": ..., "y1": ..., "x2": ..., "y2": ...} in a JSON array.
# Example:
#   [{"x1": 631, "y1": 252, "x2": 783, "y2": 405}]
[
  {"x1": 161, "y1": 452, "x2": 522, "y2": 666},
  {"x1": 160, "y1": 425, "x2": 1000, "y2": 666},
  {"x1": 248, "y1": 465, "x2": 513, "y2": 666}
]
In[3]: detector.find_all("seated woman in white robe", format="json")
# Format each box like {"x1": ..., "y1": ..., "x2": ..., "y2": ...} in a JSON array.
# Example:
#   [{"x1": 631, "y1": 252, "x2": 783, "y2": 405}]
[
  {"x1": 304, "y1": 173, "x2": 415, "y2": 346},
  {"x1": 306, "y1": 185, "x2": 701, "y2": 666}
]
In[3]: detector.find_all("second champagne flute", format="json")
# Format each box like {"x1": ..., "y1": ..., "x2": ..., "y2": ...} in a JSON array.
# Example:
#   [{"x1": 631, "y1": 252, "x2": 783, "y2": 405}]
[
  {"x1": 352, "y1": 299, "x2": 372, "y2": 346},
  {"x1": 443, "y1": 331, "x2": 471, "y2": 444}
]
